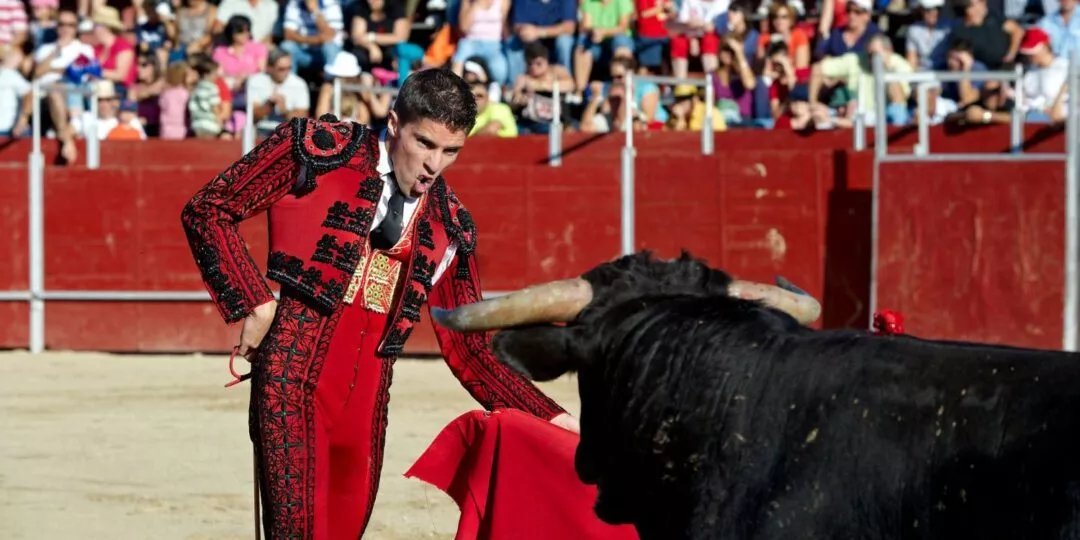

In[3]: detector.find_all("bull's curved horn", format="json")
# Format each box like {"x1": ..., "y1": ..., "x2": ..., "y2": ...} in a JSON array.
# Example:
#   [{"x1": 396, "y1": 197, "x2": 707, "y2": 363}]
[
  {"x1": 728, "y1": 279, "x2": 821, "y2": 325},
  {"x1": 431, "y1": 278, "x2": 594, "y2": 332}
]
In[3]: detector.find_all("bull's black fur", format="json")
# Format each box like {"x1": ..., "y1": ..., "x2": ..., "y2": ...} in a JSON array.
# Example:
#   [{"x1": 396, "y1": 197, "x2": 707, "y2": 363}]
[{"x1": 491, "y1": 252, "x2": 1080, "y2": 540}]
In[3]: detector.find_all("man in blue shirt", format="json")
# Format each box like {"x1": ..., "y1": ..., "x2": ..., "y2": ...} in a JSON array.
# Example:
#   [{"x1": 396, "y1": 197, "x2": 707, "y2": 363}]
[
  {"x1": 506, "y1": 0, "x2": 578, "y2": 83},
  {"x1": 1038, "y1": 0, "x2": 1080, "y2": 58}
]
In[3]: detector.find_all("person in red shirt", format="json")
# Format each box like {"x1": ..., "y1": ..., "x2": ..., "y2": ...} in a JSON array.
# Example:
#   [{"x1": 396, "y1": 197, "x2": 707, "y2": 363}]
[
  {"x1": 634, "y1": 0, "x2": 673, "y2": 72},
  {"x1": 90, "y1": 6, "x2": 136, "y2": 90}
]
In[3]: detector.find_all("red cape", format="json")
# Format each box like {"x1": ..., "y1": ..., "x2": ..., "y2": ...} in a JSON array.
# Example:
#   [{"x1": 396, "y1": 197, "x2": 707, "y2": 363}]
[{"x1": 405, "y1": 409, "x2": 639, "y2": 540}]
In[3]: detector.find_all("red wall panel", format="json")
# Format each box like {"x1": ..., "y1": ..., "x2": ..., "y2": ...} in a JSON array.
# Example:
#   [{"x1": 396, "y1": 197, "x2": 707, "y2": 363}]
[{"x1": 875, "y1": 161, "x2": 1065, "y2": 350}]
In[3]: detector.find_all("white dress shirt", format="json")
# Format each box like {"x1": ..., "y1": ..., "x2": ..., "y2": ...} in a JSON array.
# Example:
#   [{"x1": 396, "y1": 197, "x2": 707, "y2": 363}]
[{"x1": 374, "y1": 130, "x2": 458, "y2": 286}]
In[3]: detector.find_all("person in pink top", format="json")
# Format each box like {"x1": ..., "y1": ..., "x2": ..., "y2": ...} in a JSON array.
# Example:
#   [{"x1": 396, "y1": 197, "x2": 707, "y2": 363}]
[
  {"x1": 451, "y1": 0, "x2": 510, "y2": 85},
  {"x1": 158, "y1": 59, "x2": 190, "y2": 139},
  {"x1": 212, "y1": 15, "x2": 268, "y2": 93},
  {"x1": 91, "y1": 6, "x2": 136, "y2": 90}
]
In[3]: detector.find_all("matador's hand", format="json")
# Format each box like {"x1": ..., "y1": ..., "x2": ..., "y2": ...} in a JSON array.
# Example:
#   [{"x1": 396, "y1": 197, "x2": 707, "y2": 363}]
[
  {"x1": 550, "y1": 412, "x2": 580, "y2": 434},
  {"x1": 239, "y1": 299, "x2": 278, "y2": 358}
]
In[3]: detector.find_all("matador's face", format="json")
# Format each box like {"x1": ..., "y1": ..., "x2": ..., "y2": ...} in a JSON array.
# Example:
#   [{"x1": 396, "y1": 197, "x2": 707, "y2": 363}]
[{"x1": 386, "y1": 111, "x2": 467, "y2": 198}]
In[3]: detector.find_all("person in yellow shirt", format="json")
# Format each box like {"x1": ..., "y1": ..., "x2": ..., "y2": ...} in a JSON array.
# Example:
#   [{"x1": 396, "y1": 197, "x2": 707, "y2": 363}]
[
  {"x1": 469, "y1": 81, "x2": 519, "y2": 137},
  {"x1": 666, "y1": 84, "x2": 726, "y2": 131}
]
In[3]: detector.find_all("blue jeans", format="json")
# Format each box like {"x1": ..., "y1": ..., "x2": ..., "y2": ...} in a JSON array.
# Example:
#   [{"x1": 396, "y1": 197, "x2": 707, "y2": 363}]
[
  {"x1": 452, "y1": 38, "x2": 509, "y2": 86},
  {"x1": 576, "y1": 33, "x2": 634, "y2": 60},
  {"x1": 279, "y1": 40, "x2": 343, "y2": 76},
  {"x1": 507, "y1": 34, "x2": 575, "y2": 84},
  {"x1": 396, "y1": 42, "x2": 425, "y2": 84}
]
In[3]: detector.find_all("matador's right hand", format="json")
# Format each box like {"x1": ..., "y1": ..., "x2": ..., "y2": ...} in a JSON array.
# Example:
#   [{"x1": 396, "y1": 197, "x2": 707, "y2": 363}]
[{"x1": 239, "y1": 299, "x2": 278, "y2": 359}]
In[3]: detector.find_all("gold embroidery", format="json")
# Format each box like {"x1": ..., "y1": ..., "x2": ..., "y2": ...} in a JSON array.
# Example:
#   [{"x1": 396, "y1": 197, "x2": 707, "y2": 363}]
[
  {"x1": 343, "y1": 259, "x2": 365, "y2": 304},
  {"x1": 361, "y1": 252, "x2": 401, "y2": 313}
]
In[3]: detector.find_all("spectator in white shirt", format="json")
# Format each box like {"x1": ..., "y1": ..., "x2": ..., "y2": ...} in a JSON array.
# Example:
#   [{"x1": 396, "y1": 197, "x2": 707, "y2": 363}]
[
  {"x1": 214, "y1": 0, "x2": 279, "y2": 43},
  {"x1": 0, "y1": 44, "x2": 30, "y2": 136},
  {"x1": 1018, "y1": 28, "x2": 1069, "y2": 123},
  {"x1": 280, "y1": 0, "x2": 345, "y2": 76},
  {"x1": 30, "y1": 9, "x2": 91, "y2": 163},
  {"x1": 247, "y1": 47, "x2": 311, "y2": 130}
]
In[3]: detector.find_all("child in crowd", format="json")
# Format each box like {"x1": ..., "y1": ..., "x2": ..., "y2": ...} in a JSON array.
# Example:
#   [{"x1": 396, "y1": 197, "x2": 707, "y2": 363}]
[
  {"x1": 188, "y1": 53, "x2": 225, "y2": 138},
  {"x1": 158, "y1": 60, "x2": 190, "y2": 139}
]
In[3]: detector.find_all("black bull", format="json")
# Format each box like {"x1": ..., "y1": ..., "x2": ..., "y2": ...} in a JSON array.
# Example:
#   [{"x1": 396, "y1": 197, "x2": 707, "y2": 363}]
[{"x1": 433, "y1": 252, "x2": 1080, "y2": 540}]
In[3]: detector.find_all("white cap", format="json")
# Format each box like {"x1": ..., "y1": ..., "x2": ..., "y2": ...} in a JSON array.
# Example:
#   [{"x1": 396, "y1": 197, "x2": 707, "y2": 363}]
[
  {"x1": 917, "y1": 0, "x2": 944, "y2": 9},
  {"x1": 848, "y1": 0, "x2": 872, "y2": 11},
  {"x1": 324, "y1": 51, "x2": 361, "y2": 79}
]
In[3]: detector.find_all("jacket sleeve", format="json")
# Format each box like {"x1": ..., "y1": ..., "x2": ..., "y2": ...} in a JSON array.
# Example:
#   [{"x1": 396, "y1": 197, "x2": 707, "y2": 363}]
[
  {"x1": 427, "y1": 250, "x2": 567, "y2": 420},
  {"x1": 180, "y1": 121, "x2": 301, "y2": 323}
]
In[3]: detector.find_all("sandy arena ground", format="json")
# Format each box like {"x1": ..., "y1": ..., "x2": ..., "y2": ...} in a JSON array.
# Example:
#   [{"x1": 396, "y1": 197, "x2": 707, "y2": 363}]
[{"x1": 0, "y1": 352, "x2": 583, "y2": 539}]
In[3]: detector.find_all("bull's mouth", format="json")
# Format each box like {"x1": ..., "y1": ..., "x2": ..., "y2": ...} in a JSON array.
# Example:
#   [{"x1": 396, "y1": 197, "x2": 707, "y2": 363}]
[{"x1": 430, "y1": 276, "x2": 821, "y2": 332}]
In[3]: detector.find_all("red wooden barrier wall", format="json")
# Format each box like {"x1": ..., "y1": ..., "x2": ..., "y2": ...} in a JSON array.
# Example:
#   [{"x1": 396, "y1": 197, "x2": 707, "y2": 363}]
[{"x1": 0, "y1": 124, "x2": 1067, "y2": 353}]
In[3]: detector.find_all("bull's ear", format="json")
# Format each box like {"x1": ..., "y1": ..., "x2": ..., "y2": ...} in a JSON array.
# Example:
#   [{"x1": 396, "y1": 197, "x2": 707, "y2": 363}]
[{"x1": 491, "y1": 325, "x2": 579, "y2": 382}]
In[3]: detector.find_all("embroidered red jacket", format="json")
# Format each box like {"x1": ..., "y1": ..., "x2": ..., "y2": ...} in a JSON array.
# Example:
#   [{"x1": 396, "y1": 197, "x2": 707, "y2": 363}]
[{"x1": 181, "y1": 116, "x2": 564, "y2": 420}]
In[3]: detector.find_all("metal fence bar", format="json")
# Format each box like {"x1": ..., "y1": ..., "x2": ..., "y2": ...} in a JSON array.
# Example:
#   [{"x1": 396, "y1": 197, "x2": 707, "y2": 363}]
[
  {"x1": 87, "y1": 91, "x2": 100, "y2": 169},
  {"x1": 1064, "y1": 50, "x2": 1080, "y2": 352},
  {"x1": 873, "y1": 54, "x2": 888, "y2": 160},
  {"x1": 0, "y1": 291, "x2": 31, "y2": 300},
  {"x1": 702, "y1": 73, "x2": 714, "y2": 156},
  {"x1": 549, "y1": 80, "x2": 562, "y2": 167},
  {"x1": 882, "y1": 70, "x2": 1023, "y2": 84},
  {"x1": 333, "y1": 77, "x2": 342, "y2": 119},
  {"x1": 915, "y1": 83, "x2": 930, "y2": 156},
  {"x1": 632, "y1": 74, "x2": 708, "y2": 87},
  {"x1": 1011, "y1": 63, "x2": 1025, "y2": 154},
  {"x1": 620, "y1": 72, "x2": 635, "y2": 256},
  {"x1": 337, "y1": 83, "x2": 401, "y2": 96},
  {"x1": 242, "y1": 78, "x2": 255, "y2": 154},
  {"x1": 28, "y1": 82, "x2": 44, "y2": 354}
]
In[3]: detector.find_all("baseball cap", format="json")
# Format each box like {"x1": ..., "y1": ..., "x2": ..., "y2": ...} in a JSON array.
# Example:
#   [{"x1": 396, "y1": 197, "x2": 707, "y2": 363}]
[
  {"x1": 1019, "y1": 27, "x2": 1051, "y2": 55},
  {"x1": 848, "y1": 0, "x2": 872, "y2": 11},
  {"x1": 916, "y1": 0, "x2": 944, "y2": 9}
]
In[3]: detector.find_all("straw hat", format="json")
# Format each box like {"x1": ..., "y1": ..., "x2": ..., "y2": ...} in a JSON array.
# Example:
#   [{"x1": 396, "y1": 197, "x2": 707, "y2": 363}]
[{"x1": 92, "y1": 6, "x2": 125, "y2": 32}]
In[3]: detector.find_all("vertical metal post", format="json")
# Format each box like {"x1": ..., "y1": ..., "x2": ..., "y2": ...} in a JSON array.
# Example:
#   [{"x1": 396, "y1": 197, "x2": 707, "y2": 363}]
[
  {"x1": 869, "y1": 53, "x2": 887, "y2": 327},
  {"x1": 873, "y1": 54, "x2": 887, "y2": 160},
  {"x1": 87, "y1": 87, "x2": 99, "y2": 169},
  {"x1": 549, "y1": 81, "x2": 562, "y2": 166},
  {"x1": 333, "y1": 77, "x2": 342, "y2": 119},
  {"x1": 854, "y1": 111, "x2": 866, "y2": 151},
  {"x1": 1011, "y1": 63, "x2": 1025, "y2": 154},
  {"x1": 242, "y1": 78, "x2": 255, "y2": 154},
  {"x1": 1064, "y1": 51, "x2": 1079, "y2": 351},
  {"x1": 620, "y1": 73, "x2": 635, "y2": 256},
  {"x1": 702, "y1": 73, "x2": 714, "y2": 155},
  {"x1": 915, "y1": 82, "x2": 930, "y2": 156},
  {"x1": 29, "y1": 82, "x2": 45, "y2": 353}
]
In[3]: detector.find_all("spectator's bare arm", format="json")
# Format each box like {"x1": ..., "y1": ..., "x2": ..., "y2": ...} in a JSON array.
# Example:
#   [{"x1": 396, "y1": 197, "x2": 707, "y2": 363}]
[
  {"x1": 304, "y1": 0, "x2": 335, "y2": 43},
  {"x1": 1049, "y1": 82, "x2": 1069, "y2": 123},
  {"x1": 794, "y1": 40, "x2": 810, "y2": 69},
  {"x1": 807, "y1": 61, "x2": 824, "y2": 108},
  {"x1": 818, "y1": 0, "x2": 835, "y2": 38},
  {"x1": 105, "y1": 49, "x2": 135, "y2": 84},
  {"x1": 729, "y1": 37, "x2": 756, "y2": 90},
  {"x1": 1002, "y1": 19, "x2": 1023, "y2": 64},
  {"x1": 372, "y1": 15, "x2": 409, "y2": 45},
  {"x1": 580, "y1": 91, "x2": 606, "y2": 132},
  {"x1": 285, "y1": 27, "x2": 315, "y2": 44}
]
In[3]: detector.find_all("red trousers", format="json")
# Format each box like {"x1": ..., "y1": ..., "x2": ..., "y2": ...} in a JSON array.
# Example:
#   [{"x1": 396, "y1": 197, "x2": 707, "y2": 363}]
[
  {"x1": 670, "y1": 32, "x2": 720, "y2": 59},
  {"x1": 253, "y1": 295, "x2": 393, "y2": 540},
  {"x1": 312, "y1": 300, "x2": 392, "y2": 539}
]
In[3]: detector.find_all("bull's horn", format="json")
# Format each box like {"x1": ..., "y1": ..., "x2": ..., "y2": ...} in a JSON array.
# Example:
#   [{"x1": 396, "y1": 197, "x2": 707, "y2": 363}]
[
  {"x1": 431, "y1": 278, "x2": 594, "y2": 332},
  {"x1": 729, "y1": 279, "x2": 821, "y2": 325}
]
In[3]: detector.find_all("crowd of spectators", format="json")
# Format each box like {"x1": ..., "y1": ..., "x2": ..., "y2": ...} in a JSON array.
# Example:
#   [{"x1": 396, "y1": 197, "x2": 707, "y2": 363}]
[{"x1": 0, "y1": 0, "x2": 1075, "y2": 159}]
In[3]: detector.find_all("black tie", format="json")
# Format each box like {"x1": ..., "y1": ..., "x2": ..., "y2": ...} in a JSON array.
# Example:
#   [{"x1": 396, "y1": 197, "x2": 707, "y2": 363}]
[{"x1": 370, "y1": 178, "x2": 405, "y2": 250}]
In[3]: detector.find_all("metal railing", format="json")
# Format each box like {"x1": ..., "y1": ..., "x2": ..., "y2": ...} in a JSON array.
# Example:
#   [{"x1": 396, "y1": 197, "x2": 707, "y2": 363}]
[
  {"x1": 619, "y1": 73, "x2": 716, "y2": 255},
  {"x1": 868, "y1": 51, "x2": 1079, "y2": 352},
  {"x1": 31, "y1": 81, "x2": 103, "y2": 169},
  {"x1": 872, "y1": 56, "x2": 1033, "y2": 160}
]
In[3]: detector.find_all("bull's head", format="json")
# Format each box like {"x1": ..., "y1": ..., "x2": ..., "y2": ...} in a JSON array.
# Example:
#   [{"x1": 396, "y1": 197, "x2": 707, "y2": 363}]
[{"x1": 431, "y1": 251, "x2": 821, "y2": 382}]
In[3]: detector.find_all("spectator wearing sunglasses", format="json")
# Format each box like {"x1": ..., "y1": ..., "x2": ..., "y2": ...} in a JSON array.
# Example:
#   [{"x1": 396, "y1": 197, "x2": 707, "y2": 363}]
[
  {"x1": 815, "y1": 0, "x2": 880, "y2": 58},
  {"x1": 756, "y1": 0, "x2": 810, "y2": 69}
]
